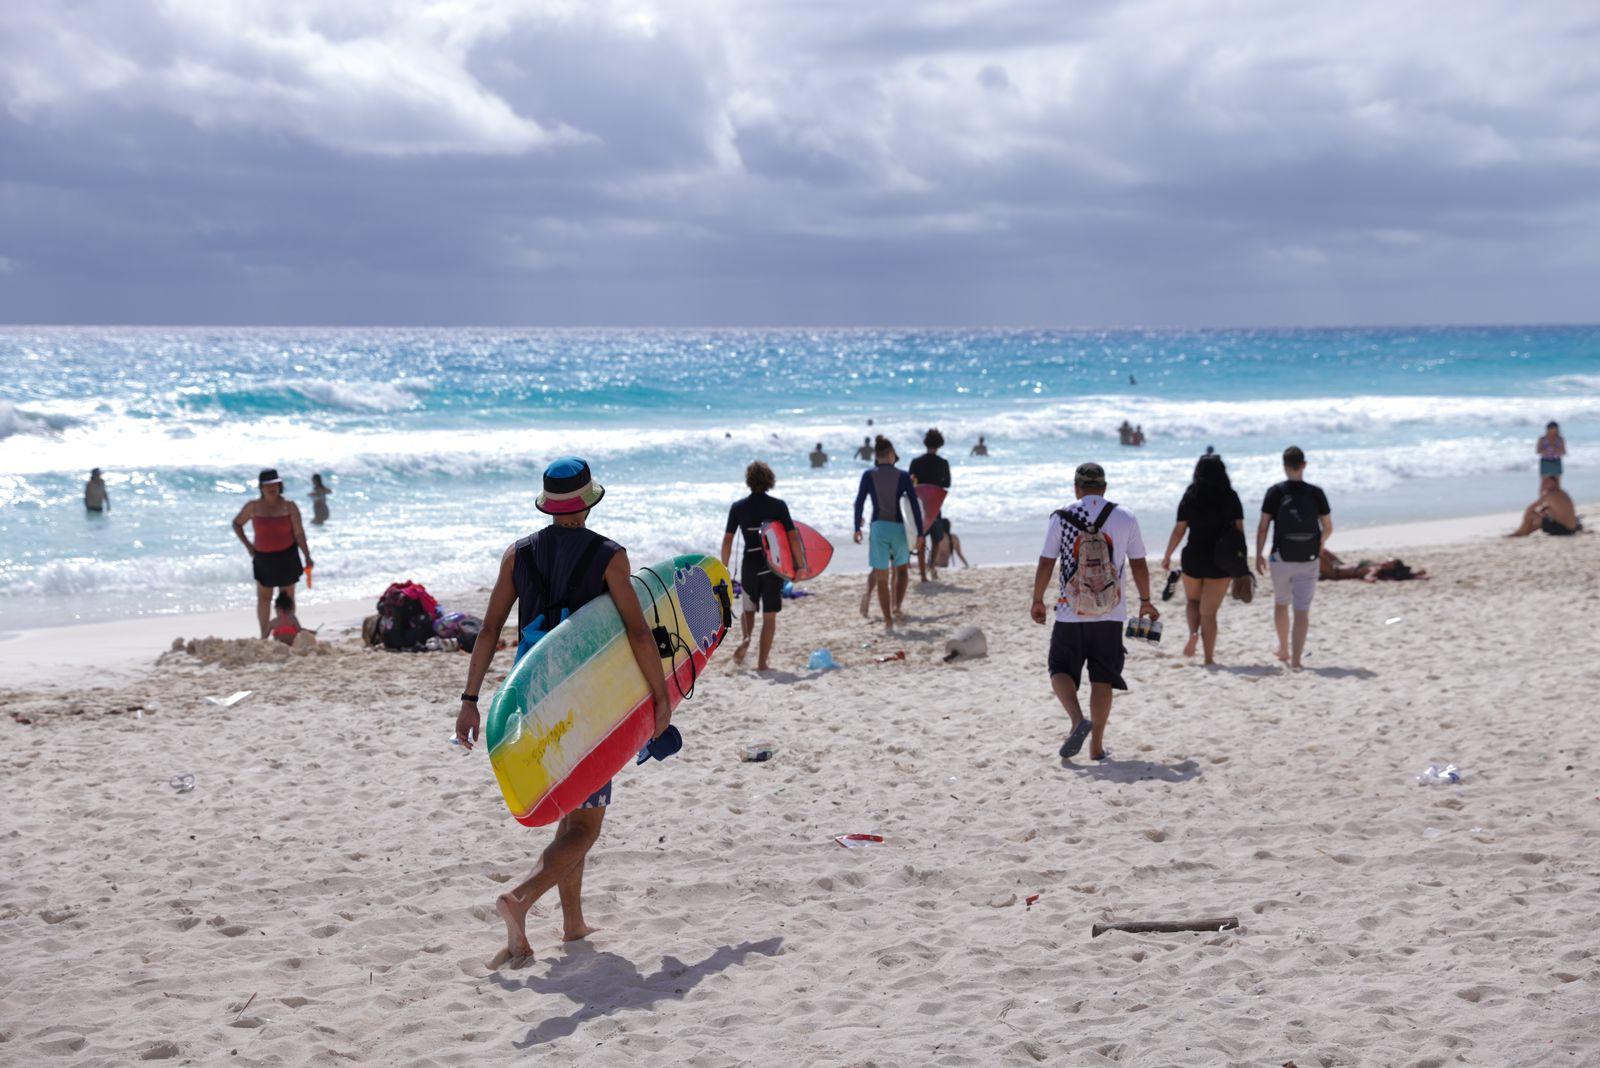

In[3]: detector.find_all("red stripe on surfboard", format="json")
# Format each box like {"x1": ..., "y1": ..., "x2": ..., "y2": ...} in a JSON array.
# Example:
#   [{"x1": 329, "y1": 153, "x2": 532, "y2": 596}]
[{"x1": 515, "y1": 640, "x2": 717, "y2": 827}]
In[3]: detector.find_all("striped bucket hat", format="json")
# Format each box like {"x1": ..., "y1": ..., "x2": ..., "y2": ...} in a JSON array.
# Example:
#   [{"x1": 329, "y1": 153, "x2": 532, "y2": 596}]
[{"x1": 536, "y1": 457, "x2": 606, "y2": 515}]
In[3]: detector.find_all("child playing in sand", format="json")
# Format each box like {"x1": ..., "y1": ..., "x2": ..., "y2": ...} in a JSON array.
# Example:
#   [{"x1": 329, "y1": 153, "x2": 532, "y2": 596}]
[{"x1": 266, "y1": 592, "x2": 302, "y2": 645}]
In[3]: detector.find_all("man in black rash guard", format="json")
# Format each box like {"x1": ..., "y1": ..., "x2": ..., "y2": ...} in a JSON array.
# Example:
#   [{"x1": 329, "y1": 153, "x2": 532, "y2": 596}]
[
  {"x1": 721, "y1": 461, "x2": 806, "y2": 671},
  {"x1": 909, "y1": 428, "x2": 952, "y2": 582}
]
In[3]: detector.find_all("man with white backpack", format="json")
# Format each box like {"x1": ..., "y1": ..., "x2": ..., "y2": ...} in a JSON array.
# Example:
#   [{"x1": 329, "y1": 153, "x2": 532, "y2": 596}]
[{"x1": 1031, "y1": 463, "x2": 1159, "y2": 762}]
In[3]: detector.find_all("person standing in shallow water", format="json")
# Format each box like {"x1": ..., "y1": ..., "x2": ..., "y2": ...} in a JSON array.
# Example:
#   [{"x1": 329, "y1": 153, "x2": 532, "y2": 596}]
[
  {"x1": 231, "y1": 469, "x2": 313, "y2": 639},
  {"x1": 309, "y1": 473, "x2": 331, "y2": 524},
  {"x1": 84, "y1": 468, "x2": 110, "y2": 513},
  {"x1": 809, "y1": 443, "x2": 829, "y2": 468},
  {"x1": 854, "y1": 437, "x2": 873, "y2": 461},
  {"x1": 453, "y1": 457, "x2": 672, "y2": 967}
]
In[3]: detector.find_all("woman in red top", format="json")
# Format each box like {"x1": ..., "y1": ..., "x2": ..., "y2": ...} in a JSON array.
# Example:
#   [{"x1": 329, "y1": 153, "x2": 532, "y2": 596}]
[{"x1": 231, "y1": 469, "x2": 315, "y2": 639}]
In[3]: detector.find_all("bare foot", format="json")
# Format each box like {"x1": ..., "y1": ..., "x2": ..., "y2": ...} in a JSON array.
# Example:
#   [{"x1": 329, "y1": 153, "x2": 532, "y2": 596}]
[
  {"x1": 756, "y1": 661, "x2": 770, "y2": 672},
  {"x1": 1183, "y1": 633, "x2": 1199, "y2": 657},
  {"x1": 1274, "y1": 647, "x2": 1289, "y2": 662},
  {"x1": 732, "y1": 639, "x2": 750, "y2": 665},
  {"x1": 894, "y1": 610, "x2": 907, "y2": 625},
  {"x1": 562, "y1": 923, "x2": 600, "y2": 943},
  {"x1": 493, "y1": 892, "x2": 533, "y2": 966}
]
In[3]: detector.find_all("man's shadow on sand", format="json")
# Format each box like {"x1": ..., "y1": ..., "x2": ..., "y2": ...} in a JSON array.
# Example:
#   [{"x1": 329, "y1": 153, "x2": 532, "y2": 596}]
[
  {"x1": 1061, "y1": 757, "x2": 1203, "y2": 784},
  {"x1": 492, "y1": 936, "x2": 784, "y2": 1049}
]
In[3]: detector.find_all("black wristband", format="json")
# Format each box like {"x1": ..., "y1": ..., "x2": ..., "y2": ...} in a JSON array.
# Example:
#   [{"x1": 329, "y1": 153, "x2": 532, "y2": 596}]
[{"x1": 460, "y1": 692, "x2": 479, "y2": 703}]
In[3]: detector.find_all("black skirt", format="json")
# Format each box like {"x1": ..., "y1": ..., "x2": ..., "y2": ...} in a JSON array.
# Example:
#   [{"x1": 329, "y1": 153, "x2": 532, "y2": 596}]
[
  {"x1": 1180, "y1": 534, "x2": 1230, "y2": 580},
  {"x1": 253, "y1": 545, "x2": 304, "y2": 588}
]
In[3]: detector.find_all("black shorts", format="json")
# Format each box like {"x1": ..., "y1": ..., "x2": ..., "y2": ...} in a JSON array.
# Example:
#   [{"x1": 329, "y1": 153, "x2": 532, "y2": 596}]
[
  {"x1": 1541, "y1": 516, "x2": 1579, "y2": 537},
  {"x1": 1047, "y1": 620, "x2": 1127, "y2": 690},
  {"x1": 740, "y1": 564, "x2": 783, "y2": 613},
  {"x1": 253, "y1": 545, "x2": 304, "y2": 588},
  {"x1": 1180, "y1": 542, "x2": 1229, "y2": 580}
]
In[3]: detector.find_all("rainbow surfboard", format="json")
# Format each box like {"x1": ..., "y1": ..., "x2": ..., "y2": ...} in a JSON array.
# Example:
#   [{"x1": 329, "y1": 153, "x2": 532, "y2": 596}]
[{"x1": 485, "y1": 553, "x2": 732, "y2": 826}]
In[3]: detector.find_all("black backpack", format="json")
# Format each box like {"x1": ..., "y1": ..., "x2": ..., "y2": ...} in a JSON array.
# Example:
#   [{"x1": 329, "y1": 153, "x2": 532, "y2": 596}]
[
  {"x1": 1274, "y1": 482, "x2": 1322, "y2": 562},
  {"x1": 376, "y1": 584, "x2": 437, "y2": 651}
]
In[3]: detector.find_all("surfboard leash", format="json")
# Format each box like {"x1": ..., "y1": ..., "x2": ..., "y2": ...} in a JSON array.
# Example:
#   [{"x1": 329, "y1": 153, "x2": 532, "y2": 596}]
[{"x1": 636, "y1": 564, "x2": 700, "y2": 701}]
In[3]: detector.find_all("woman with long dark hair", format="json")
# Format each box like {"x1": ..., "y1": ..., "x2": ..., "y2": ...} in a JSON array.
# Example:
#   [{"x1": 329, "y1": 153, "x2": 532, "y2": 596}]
[{"x1": 1160, "y1": 454, "x2": 1244, "y2": 664}]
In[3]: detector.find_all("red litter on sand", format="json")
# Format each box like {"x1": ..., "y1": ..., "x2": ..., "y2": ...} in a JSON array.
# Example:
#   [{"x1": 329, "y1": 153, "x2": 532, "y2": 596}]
[
  {"x1": 872, "y1": 650, "x2": 906, "y2": 664},
  {"x1": 1025, "y1": 894, "x2": 1041, "y2": 910},
  {"x1": 834, "y1": 834, "x2": 885, "y2": 848}
]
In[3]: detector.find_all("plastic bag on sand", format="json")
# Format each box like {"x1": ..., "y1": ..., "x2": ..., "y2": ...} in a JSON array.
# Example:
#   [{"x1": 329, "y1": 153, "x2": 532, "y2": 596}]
[
  {"x1": 1417, "y1": 763, "x2": 1462, "y2": 786},
  {"x1": 808, "y1": 648, "x2": 841, "y2": 671},
  {"x1": 943, "y1": 625, "x2": 988, "y2": 662},
  {"x1": 835, "y1": 834, "x2": 884, "y2": 848}
]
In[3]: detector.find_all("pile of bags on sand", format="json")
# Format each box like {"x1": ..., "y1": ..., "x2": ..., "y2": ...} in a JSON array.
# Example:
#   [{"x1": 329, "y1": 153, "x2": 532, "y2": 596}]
[
  {"x1": 165, "y1": 633, "x2": 327, "y2": 667},
  {"x1": 362, "y1": 580, "x2": 482, "y2": 653}
]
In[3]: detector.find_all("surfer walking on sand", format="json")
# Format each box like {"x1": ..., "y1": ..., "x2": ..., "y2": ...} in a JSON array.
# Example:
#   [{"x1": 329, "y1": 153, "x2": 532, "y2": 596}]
[
  {"x1": 853, "y1": 435, "x2": 924, "y2": 631},
  {"x1": 231, "y1": 469, "x2": 313, "y2": 640},
  {"x1": 453, "y1": 458, "x2": 672, "y2": 967},
  {"x1": 721, "y1": 461, "x2": 806, "y2": 671},
  {"x1": 1031, "y1": 463, "x2": 1157, "y2": 762}
]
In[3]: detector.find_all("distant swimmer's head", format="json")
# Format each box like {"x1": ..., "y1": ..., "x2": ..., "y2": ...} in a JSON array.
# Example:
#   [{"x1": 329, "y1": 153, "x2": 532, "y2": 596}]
[
  {"x1": 258, "y1": 468, "x2": 284, "y2": 499},
  {"x1": 90, "y1": 467, "x2": 102, "y2": 478},
  {"x1": 1073, "y1": 462, "x2": 1107, "y2": 498},
  {"x1": 923, "y1": 428, "x2": 945, "y2": 452},
  {"x1": 745, "y1": 460, "x2": 776, "y2": 494},
  {"x1": 1547, "y1": 421, "x2": 1560, "y2": 433},
  {"x1": 815, "y1": 442, "x2": 823, "y2": 450},
  {"x1": 1282, "y1": 445, "x2": 1306, "y2": 473},
  {"x1": 537, "y1": 456, "x2": 605, "y2": 516},
  {"x1": 312, "y1": 473, "x2": 325, "y2": 487},
  {"x1": 874, "y1": 435, "x2": 897, "y2": 464}
]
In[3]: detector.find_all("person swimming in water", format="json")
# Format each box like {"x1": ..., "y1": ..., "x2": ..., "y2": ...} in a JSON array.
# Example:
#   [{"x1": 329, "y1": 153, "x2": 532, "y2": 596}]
[
  {"x1": 854, "y1": 437, "x2": 873, "y2": 461},
  {"x1": 970, "y1": 435, "x2": 989, "y2": 457},
  {"x1": 809, "y1": 443, "x2": 828, "y2": 468}
]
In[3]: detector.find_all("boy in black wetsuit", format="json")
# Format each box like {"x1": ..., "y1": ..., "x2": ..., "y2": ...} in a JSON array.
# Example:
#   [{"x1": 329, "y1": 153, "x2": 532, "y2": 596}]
[{"x1": 721, "y1": 461, "x2": 806, "y2": 670}]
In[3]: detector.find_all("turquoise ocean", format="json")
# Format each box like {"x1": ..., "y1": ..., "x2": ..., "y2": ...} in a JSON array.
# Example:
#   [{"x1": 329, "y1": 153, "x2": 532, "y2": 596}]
[{"x1": 2, "y1": 326, "x2": 1596, "y2": 627}]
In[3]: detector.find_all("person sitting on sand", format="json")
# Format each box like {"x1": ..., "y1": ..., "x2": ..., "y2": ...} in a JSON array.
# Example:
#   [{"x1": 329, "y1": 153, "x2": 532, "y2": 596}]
[
  {"x1": 853, "y1": 435, "x2": 924, "y2": 632},
  {"x1": 931, "y1": 517, "x2": 970, "y2": 570},
  {"x1": 1032, "y1": 462, "x2": 1157, "y2": 763},
  {"x1": 1508, "y1": 474, "x2": 1582, "y2": 537},
  {"x1": 854, "y1": 436, "x2": 874, "y2": 461},
  {"x1": 721, "y1": 461, "x2": 806, "y2": 671},
  {"x1": 309, "y1": 473, "x2": 331, "y2": 525},
  {"x1": 1537, "y1": 421, "x2": 1565, "y2": 480},
  {"x1": 970, "y1": 435, "x2": 989, "y2": 457},
  {"x1": 809, "y1": 443, "x2": 829, "y2": 468},
  {"x1": 266, "y1": 591, "x2": 302, "y2": 645},
  {"x1": 232, "y1": 469, "x2": 314, "y2": 640},
  {"x1": 453, "y1": 457, "x2": 672, "y2": 967},
  {"x1": 84, "y1": 468, "x2": 110, "y2": 513}
]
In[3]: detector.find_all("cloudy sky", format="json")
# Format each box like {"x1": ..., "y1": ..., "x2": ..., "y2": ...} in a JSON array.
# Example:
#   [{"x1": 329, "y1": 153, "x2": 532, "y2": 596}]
[{"x1": 1, "y1": 0, "x2": 1597, "y2": 326}]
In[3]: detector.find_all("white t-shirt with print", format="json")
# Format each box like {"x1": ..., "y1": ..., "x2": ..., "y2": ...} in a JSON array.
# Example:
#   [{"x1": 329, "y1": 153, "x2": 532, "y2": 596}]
[{"x1": 1039, "y1": 495, "x2": 1147, "y2": 623}]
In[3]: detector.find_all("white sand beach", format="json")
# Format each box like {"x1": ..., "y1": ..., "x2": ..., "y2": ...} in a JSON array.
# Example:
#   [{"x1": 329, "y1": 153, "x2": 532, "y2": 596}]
[{"x1": 3, "y1": 519, "x2": 1598, "y2": 1066}]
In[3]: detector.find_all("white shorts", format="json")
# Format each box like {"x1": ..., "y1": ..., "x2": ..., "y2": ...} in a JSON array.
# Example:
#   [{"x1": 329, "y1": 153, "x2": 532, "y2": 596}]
[{"x1": 1270, "y1": 556, "x2": 1319, "y2": 612}]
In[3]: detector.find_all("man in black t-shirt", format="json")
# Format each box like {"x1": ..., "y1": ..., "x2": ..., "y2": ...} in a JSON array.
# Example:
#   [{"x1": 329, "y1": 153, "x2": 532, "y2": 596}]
[
  {"x1": 720, "y1": 460, "x2": 805, "y2": 670},
  {"x1": 1254, "y1": 445, "x2": 1333, "y2": 670},
  {"x1": 909, "y1": 428, "x2": 952, "y2": 581}
]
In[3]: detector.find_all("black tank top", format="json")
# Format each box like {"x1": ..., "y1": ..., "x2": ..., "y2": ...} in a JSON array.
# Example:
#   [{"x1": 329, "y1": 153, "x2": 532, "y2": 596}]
[{"x1": 512, "y1": 526, "x2": 621, "y2": 637}]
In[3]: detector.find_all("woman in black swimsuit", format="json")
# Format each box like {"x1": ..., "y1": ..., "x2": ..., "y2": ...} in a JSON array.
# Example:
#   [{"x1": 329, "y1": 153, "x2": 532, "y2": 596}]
[{"x1": 1160, "y1": 454, "x2": 1244, "y2": 664}]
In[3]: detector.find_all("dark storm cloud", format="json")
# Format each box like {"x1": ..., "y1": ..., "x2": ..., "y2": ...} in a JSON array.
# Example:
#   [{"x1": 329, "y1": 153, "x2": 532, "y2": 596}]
[{"x1": 0, "y1": 0, "x2": 1597, "y2": 326}]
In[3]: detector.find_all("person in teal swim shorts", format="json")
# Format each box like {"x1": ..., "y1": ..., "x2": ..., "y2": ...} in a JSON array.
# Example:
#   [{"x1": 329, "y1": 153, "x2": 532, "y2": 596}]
[{"x1": 853, "y1": 435, "x2": 924, "y2": 632}]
